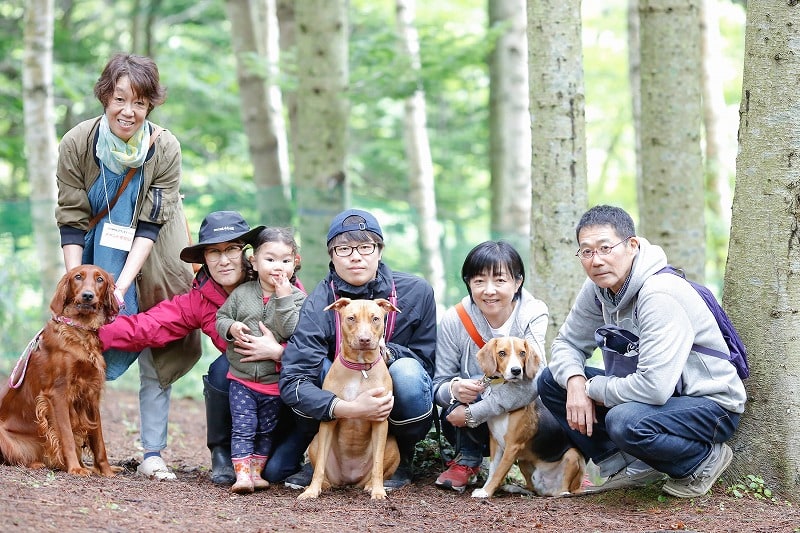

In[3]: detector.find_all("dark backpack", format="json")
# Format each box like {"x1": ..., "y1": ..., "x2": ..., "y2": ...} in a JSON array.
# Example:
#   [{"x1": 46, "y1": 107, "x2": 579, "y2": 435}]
[{"x1": 656, "y1": 266, "x2": 749, "y2": 379}]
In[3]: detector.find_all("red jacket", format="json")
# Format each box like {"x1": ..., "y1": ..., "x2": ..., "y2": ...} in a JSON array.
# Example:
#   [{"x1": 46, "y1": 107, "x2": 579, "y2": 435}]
[{"x1": 100, "y1": 269, "x2": 228, "y2": 353}]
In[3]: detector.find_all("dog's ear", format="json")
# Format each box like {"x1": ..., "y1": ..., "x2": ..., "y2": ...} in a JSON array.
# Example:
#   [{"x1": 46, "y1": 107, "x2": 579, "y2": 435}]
[
  {"x1": 324, "y1": 298, "x2": 351, "y2": 312},
  {"x1": 50, "y1": 268, "x2": 75, "y2": 316},
  {"x1": 99, "y1": 268, "x2": 120, "y2": 320},
  {"x1": 476, "y1": 338, "x2": 498, "y2": 376},
  {"x1": 523, "y1": 339, "x2": 542, "y2": 379},
  {"x1": 374, "y1": 298, "x2": 401, "y2": 314}
]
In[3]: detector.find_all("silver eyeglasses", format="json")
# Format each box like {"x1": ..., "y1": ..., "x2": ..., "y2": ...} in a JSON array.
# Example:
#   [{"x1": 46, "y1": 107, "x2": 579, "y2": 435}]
[
  {"x1": 575, "y1": 237, "x2": 632, "y2": 261},
  {"x1": 332, "y1": 243, "x2": 378, "y2": 257},
  {"x1": 204, "y1": 244, "x2": 246, "y2": 263}
]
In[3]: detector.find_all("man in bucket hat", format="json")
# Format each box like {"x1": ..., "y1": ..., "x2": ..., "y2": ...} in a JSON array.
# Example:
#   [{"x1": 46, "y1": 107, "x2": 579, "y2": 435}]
[
  {"x1": 279, "y1": 208, "x2": 437, "y2": 491},
  {"x1": 100, "y1": 211, "x2": 302, "y2": 485},
  {"x1": 538, "y1": 205, "x2": 746, "y2": 497}
]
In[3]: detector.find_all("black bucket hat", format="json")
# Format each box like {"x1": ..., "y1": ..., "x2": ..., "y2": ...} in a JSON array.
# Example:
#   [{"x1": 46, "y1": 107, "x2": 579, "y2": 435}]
[{"x1": 179, "y1": 211, "x2": 264, "y2": 264}]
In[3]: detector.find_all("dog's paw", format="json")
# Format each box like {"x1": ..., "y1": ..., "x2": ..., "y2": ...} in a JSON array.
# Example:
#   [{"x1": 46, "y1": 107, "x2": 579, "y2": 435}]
[
  {"x1": 471, "y1": 488, "x2": 490, "y2": 498},
  {"x1": 297, "y1": 487, "x2": 321, "y2": 500}
]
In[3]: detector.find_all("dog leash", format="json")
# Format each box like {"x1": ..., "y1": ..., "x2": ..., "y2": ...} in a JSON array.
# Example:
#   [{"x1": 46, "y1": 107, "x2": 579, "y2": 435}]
[{"x1": 8, "y1": 329, "x2": 43, "y2": 388}]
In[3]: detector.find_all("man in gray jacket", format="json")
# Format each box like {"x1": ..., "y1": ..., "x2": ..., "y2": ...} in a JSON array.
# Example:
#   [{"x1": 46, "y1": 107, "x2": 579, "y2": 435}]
[{"x1": 538, "y1": 205, "x2": 746, "y2": 498}]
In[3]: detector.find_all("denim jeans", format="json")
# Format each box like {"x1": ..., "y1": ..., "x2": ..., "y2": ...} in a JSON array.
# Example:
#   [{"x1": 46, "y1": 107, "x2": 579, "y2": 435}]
[
  {"x1": 138, "y1": 348, "x2": 171, "y2": 452},
  {"x1": 537, "y1": 367, "x2": 741, "y2": 478},
  {"x1": 439, "y1": 404, "x2": 489, "y2": 468}
]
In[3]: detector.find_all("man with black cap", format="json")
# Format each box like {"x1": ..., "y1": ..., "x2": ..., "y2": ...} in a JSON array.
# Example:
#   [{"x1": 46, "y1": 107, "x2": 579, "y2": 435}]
[
  {"x1": 280, "y1": 208, "x2": 437, "y2": 490},
  {"x1": 99, "y1": 210, "x2": 300, "y2": 485}
]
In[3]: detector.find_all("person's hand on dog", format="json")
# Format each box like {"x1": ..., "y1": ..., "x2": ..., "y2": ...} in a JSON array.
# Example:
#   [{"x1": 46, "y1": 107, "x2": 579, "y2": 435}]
[
  {"x1": 451, "y1": 378, "x2": 485, "y2": 404},
  {"x1": 566, "y1": 375, "x2": 597, "y2": 436},
  {"x1": 333, "y1": 387, "x2": 394, "y2": 421},
  {"x1": 236, "y1": 324, "x2": 284, "y2": 362}
]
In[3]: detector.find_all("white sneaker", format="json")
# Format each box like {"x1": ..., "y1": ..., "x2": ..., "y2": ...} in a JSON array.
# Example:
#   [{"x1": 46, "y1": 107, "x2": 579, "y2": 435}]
[
  {"x1": 137, "y1": 456, "x2": 177, "y2": 481},
  {"x1": 662, "y1": 443, "x2": 733, "y2": 498}
]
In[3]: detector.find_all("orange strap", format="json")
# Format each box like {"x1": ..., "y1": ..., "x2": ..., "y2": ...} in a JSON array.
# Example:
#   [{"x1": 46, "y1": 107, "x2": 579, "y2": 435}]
[{"x1": 455, "y1": 302, "x2": 485, "y2": 348}]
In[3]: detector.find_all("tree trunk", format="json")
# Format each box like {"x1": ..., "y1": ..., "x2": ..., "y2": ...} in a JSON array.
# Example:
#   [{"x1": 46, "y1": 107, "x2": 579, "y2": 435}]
[
  {"x1": 225, "y1": 0, "x2": 291, "y2": 225},
  {"x1": 23, "y1": 0, "x2": 62, "y2": 317},
  {"x1": 700, "y1": 0, "x2": 735, "y2": 279},
  {"x1": 395, "y1": 0, "x2": 446, "y2": 315},
  {"x1": 725, "y1": 0, "x2": 800, "y2": 499},
  {"x1": 627, "y1": 0, "x2": 643, "y2": 206},
  {"x1": 489, "y1": 0, "x2": 531, "y2": 258},
  {"x1": 527, "y1": 0, "x2": 588, "y2": 351},
  {"x1": 638, "y1": 0, "x2": 705, "y2": 282},
  {"x1": 293, "y1": 0, "x2": 348, "y2": 286}
]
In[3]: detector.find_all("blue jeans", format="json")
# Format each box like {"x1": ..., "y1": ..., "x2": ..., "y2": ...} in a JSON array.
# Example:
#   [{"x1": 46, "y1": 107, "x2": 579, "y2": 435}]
[
  {"x1": 537, "y1": 367, "x2": 741, "y2": 478},
  {"x1": 270, "y1": 357, "x2": 435, "y2": 481},
  {"x1": 439, "y1": 403, "x2": 489, "y2": 468}
]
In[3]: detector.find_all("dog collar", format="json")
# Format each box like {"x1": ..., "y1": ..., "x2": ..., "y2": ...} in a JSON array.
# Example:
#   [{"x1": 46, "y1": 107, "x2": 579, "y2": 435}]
[
  {"x1": 481, "y1": 374, "x2": 505, "y2": 386},
  {"x1": 337, "y1": 353, "x2": 383, "y2": 379},
  {"x1": 52, "y1": 314, "x2": 100, "y2": 332}
]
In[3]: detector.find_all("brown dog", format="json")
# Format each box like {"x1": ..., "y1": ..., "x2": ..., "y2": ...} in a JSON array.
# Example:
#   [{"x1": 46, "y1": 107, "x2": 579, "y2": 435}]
[
  {"x1": 471, "y1": 336, "x2": 585, "y2": 498},
  {"x1": 0, "y1": 265, "x2": 119, "y2": 476},
  {"x1": 298, "y1": 298, "x2": 401, "y2": 500}
]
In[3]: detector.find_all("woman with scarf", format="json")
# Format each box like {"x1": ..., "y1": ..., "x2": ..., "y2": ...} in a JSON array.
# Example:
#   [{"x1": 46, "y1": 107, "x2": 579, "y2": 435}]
[{"x1": 55, "y1": 53, "x2": 200, "y2": 480}]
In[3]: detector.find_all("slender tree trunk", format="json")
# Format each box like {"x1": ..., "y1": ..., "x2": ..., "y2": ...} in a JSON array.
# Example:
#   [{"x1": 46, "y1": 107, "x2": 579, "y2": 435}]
[
  {"x1": 724, "y1": 1, "x2": 800, "y2": 499},
  {"x1": 527, "y1": 0, "x2": 588, "y2": 351},
  {"x1": 489, "y1": 0, "x2": 531, "y2": 257},
  {"x1": 700, "y1": 0, "x2": 734, "y2": 279},
  {"x1": 627, "y1": 0, "x2": 643, "y2": 204},
  {"x1": 638, "y1": 0, "x2": 705, "y2": 282},
  {"x1": 395, "y1": 0, "x2": 446, "y2": 314},
  {"x1": 225, "y1": 0, "x2": 291, "y2": 225},
  {"x1": 23, "y1": 0, "x2": 62, "y2": 317},
  {"x1": 293, "y1": 0, "x2": 348, "y2": 286}
]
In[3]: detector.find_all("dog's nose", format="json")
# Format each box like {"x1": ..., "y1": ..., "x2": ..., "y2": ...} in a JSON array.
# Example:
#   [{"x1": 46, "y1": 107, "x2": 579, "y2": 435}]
[
  {"x1": 81, "y1": 291, "x2": 96, "y2": 303},
  {"x1": 510, "y1": 367, "x2": 521, "y2": 376}
]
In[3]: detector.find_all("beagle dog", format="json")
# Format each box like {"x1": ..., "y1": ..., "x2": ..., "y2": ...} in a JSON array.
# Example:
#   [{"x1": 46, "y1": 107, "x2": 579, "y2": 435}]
[
  {"x1": 297, "y1": 298, "x2": 401, "y2": 501},
  {"x1": 471, "y1": 336, "x2": 585, "y2": 498}
]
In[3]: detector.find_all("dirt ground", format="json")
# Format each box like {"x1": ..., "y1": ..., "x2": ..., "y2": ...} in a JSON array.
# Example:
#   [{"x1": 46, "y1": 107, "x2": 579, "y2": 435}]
[{"x1": 0, "y1": 388, "x2": 798, "y2": 533}]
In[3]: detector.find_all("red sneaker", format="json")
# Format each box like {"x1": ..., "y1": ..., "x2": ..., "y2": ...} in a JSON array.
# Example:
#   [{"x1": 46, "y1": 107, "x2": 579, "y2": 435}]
[{"x1": 435, "y1": 460, "x2": 480, "y2": 493}]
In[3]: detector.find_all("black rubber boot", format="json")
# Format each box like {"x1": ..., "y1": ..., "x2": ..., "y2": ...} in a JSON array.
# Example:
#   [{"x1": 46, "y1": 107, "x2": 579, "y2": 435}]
[
  {"x1": 203, "y1": 375, "x2": 235, "y2": 486},
  {"x1": 384, "y1": 437, "x2": 415, "y2": 490}
]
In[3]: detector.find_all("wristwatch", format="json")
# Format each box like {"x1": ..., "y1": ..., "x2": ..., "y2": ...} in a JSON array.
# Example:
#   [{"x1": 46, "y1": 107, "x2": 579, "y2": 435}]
[
  {"x1": 464, "y1": 405, "x2": 478, "y2": 428},
  {"x1": 584, "y1": 377, "x2": 594, "y2": 396}
]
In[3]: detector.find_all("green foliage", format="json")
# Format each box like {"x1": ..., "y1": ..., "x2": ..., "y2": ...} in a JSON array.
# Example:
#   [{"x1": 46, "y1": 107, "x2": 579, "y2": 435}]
[{"x1": 727, "y1": 475, "x2": 778, "y2": 503}]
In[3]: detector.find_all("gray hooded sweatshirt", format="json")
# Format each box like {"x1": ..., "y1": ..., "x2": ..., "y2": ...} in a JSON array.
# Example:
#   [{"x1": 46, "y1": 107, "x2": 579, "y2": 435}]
[
  {"x1": 549, "y1": 237, "x2": 746, "y2": 414},
  {"x1": 434, "y1": 288, "x2": 549, "y2": 425}
]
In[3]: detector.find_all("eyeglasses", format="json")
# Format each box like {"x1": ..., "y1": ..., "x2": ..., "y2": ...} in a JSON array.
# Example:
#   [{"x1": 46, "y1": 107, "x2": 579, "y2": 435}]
[
  {"x1": 332, "y1": 243, "x2": 378, "y2": 257},
  {"x1": 204, "y1": 244, "x2": 246, "y2": 263},
  {"x1": 576, "y1": 237, "x2": 632, "y2": 261}
]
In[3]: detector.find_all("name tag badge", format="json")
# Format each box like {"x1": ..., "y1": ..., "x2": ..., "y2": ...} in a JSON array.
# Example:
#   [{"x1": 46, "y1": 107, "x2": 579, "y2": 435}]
[{"x1": 99, "y1": 222, "x2": 135, "y2": 252}]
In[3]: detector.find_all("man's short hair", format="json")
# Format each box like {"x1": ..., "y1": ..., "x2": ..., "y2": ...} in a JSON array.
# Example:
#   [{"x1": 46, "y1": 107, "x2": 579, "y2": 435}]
[{"x1": 575, "y1": 205, "x2": 636, "y2": 243}]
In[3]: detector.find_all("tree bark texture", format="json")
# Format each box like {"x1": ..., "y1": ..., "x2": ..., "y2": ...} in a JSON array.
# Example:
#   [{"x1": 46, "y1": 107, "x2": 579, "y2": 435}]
[
  {"x1": 395, "y1": 0, "x2": 446, "y2": 315},
  {"x1": 638, "y1": 0, "x2": 706, "y2": 282},
  {"x1": 527, "y1": 0, "x2": 588, "y2": 351},
  {"x1": 489, "y1": 0, "x2": 532, "y2": 257},
  {"x1": 293, "y1": 0, "x2": 349, "y2": 286},
  {"x1": 725, "y1": 0, "x2": 800, "y2": 499},
  {"x1": 225, "y1": 0, "x2": 291, "y2": 225},
  {"x1": 23, "y1": 0, "x2": 62, "y2": 315}
]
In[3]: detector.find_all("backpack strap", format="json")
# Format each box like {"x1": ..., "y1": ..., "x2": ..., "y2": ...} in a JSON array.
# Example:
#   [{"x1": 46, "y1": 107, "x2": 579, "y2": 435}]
[{"x1": 455, "y1": 302, "x2": 485, "y2": 348}]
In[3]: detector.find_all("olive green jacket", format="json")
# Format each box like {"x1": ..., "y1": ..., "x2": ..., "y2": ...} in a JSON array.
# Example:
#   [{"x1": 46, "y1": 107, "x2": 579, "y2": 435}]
[{"x1": 56, "y1": 117, "x2": 201, "y2": 387}]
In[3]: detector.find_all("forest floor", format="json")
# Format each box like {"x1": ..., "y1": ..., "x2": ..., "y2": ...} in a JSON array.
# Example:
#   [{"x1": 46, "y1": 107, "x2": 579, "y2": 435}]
[{"x1": 0, "y1": 388, "x2": 797, "y2": 533}]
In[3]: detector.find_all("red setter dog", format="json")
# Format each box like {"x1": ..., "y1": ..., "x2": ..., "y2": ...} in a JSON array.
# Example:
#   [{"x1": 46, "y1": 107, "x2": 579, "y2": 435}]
[{"x1": 0, "y1": 265, "x2": 119, "y2": 476}]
